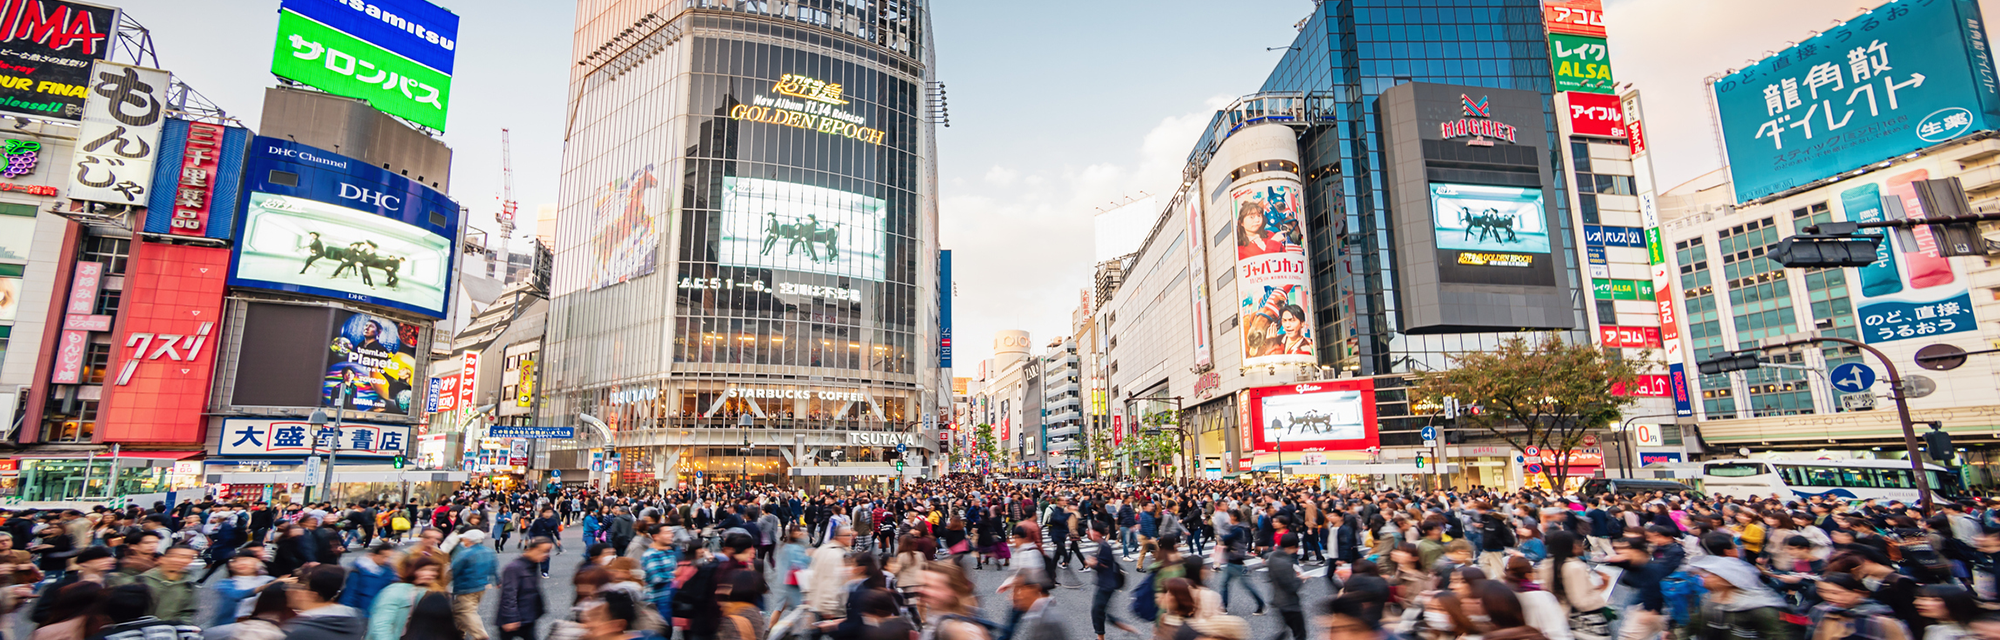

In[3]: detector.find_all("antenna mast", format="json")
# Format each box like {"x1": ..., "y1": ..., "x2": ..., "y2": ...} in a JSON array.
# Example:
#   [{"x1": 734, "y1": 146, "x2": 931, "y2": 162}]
[{"x1": 497, "y1": 128, "x2": 518, "y2": 244}]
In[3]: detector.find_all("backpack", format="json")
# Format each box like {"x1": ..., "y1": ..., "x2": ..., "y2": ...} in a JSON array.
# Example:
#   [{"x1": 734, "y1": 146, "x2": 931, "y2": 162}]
[
  {"x1": 1659, "y1": 570, "x2": 1707, "y2": 626},
  {"x1": 1897, "y1": 534, "x2": 1953, "y2": 575}
]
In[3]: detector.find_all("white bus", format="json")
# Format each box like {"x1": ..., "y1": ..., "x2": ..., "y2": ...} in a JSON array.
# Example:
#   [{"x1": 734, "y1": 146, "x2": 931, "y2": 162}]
[{"x1": 1700, "y1": 458, "x2": 1965, "y2": 503}]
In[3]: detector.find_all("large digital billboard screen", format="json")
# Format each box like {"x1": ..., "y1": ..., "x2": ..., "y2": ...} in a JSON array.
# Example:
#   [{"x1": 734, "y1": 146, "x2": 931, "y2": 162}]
[
  {"x1": 0, "y1": 0, "x2": 117, "y2": 121},
  {"x1": 232, "y1": 137, "x2": 458, "y2": 318},
  {"x1": 230, "y1": 302, "x2": 421, "y2": 415},
  {"x1": 718, "y1": 176, "x2": 887, "y2": 280},
  {"x1": 1247, "y1": 379, "x2": 1378, "y2": 452},
  {"x1": 235, "y1": 192, "x2": 452, "y2": 317},
  {"x1": 1714, "y1": 0, "x2": 2000, "y2": 202},
  {"x1": 1432, "y1": 183, "x2": 1550, "y2": 254}
]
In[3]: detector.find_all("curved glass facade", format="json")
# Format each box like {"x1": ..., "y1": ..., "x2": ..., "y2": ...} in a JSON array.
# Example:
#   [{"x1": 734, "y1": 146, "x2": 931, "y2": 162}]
[{"x1": 543, "y1": 2, "x2": 938, "y2": 483}]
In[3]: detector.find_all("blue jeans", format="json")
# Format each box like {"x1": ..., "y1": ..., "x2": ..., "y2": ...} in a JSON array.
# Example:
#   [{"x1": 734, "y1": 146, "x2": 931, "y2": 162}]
[
  {"x1": 1219, "y1": 563, "x2": 1264, "y2": 612},
  {"x1": 1120, "y1": 526, "x2": 1138, "y2": 556}
]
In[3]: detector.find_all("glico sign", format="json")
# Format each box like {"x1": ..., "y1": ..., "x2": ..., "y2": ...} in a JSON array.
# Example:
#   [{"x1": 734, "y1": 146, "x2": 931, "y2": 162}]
[{"x1": 1440, "y1": 94, "x2": 1518, "y2": 144}]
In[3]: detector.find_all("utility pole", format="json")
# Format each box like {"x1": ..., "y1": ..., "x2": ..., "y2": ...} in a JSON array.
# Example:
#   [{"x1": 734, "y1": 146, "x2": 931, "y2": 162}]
[{"x1": 309, "y1": 381, "x2": 350, "y2": 503}]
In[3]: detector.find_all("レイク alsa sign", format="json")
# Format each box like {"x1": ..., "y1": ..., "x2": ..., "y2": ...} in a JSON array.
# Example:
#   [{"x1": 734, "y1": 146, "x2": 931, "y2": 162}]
[{"x1": 728, "y1": 73, "x2": 885, "y2": 145}]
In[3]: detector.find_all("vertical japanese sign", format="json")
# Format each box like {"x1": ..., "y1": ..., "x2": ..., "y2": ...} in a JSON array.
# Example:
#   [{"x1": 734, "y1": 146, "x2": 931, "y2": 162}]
[
  {"x1": 166, "y1": 122, "x2": 222, "y2": 236},
  {"x1": 425, "y1": 376, "x2": 441, "y2": 413},
  {"x1": 51, "y1": 260, "x2": 102, "y2": 384},
  {"x1": 100, "y1": 241, "x2": 228, "y2": 442},
  {"x1": 1550, "y1": 33, "x2": 1614, "y2": 94},
  {"x1": 1184, "y1": 195, "x2": 1212, "y2": 368},
  {"x1": 457, "y1": 352, "x2": 478, "y2": 408},
  {"x1": 1713, "y1": 0, "x2": 2000, "y2": 202},
  {"x1": 515, "y1": 359, "x2": 534, "y2": 407},
  {"x1": 1111, "y1": 414, "x2": 1123, "y2": 447},
  {"x1": 69, "y1": 62, "x2": 167, "y2": 205},
  {"x1": 1230, "y1": 180, "x2": 1316, "y2": 367},
  {"x1": 939, "y1": 249, "x2": 952, "y2": 368}
]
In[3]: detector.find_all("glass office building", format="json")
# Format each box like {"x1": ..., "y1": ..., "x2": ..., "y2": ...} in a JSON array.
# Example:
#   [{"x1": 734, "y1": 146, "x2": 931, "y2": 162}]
[
  {"x1": 543, "y1": 0, "x2": 942, "y2": 488},
  {"x1": 1257, "y1": 0, "x2": 1589, "y2": 442}
]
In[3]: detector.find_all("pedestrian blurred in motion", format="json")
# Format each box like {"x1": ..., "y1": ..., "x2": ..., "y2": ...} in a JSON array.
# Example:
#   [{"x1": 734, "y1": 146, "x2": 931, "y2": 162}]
[
  {"x1": 340, "y1": 543, "x2": 398, "y2": 616},
  {"x1": 451, "y1": 529, "x2": 500, "y2": 640},
  {"x1": 29, "y1": 581, "x2": 106, "y2": 640},
  {"x1": 202, "y1": 585, "x2": 293, "y2": 640},
  {"x1": 499, "y1": 537, "x2": 554, "y2": 640},
  {"x1": 918, "y1": 561, "x2": 991, "y2": 640},
  {"x1": 211, "y1": 544, "x2": 279, "y2": 629},
  {"x1": 89, "y1": 584, "x2": 201, "y2": 640}
]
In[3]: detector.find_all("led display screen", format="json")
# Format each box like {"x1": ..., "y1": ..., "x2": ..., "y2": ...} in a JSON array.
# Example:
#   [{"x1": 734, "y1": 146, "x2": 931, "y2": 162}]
[
  {"x1": 1246, "y1": 379, "x2": 1379, "y2": 452},
  {"x1": 1432, "y1": 183, "x2": 1550, "y2": 254},
  {"x1": 231, "y1": 302, "x2": 421, "y2": 415},
  {"x1": 718, "y1": 176, "x2": 887, "y2": 280},
  {"x1": 233, "y1": 192, "x2": 451, "y2": 317}
]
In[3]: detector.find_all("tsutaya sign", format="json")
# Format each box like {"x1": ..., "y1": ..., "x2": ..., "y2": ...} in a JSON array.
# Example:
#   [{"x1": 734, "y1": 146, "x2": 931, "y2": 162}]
[
  {"x1": 727, "y1": 73, "x2": 885, "y2": 145},
  {"x1": 846, "y1": 431, "x2": 916, "y2": 446}
]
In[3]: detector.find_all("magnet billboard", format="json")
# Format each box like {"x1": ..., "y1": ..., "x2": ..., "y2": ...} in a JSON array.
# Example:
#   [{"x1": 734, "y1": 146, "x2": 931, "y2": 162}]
[
  {"x1": 1246, "y1": 379, "x2": 1378, "y2": 452},
  {"x1": 1714, "y1": 0, "x2": 2000, "y2": 202},
  {"x1": 0, "y1": 0, "x2": 118, "y2": 121},
  {"x1": 231, "y1": 137, "x2": 458, "y2": 318}
]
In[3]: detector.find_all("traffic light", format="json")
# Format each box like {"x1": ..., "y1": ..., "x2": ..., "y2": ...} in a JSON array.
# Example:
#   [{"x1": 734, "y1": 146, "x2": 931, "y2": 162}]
[
  {"x1": 393, "y1": 455, "x2": 405, "y2": 469},
  {"x1": 1924, "y1": 423, "x2": 1955, "y2": 463},
  {"x1": 1697, "y1": 351, "x2": 1766, "y2": 376},
  {"x1": 1414, "y1": 455, "x2": 1426, "y2": 469},
  {"x1": 1771, "y1": 223, "x2": 1882, "y2": 268}
]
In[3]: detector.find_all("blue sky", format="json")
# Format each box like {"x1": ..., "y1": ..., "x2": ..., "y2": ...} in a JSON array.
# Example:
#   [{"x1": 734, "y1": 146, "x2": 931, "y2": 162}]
[{"x1": 113, "y1": 0, "x2": 2000, "y2": 375}]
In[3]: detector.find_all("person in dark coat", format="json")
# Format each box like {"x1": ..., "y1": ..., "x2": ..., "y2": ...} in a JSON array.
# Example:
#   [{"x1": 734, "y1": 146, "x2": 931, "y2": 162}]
[
  {"x1": 1268, "y1": 533, "x2": 1310, "y2": 640},
  {"x1": 497, "y1": 537, "x2": 551, "y2": 640},
  {"x1": 606, "y1": 507, "x2": 636, "y2": 555},
  {"x1": 270, "y1": 524, "x2": 315, "y2": 578},
  {"x1": 306, "y1": 516, "x2": 344, "y2": 565}
]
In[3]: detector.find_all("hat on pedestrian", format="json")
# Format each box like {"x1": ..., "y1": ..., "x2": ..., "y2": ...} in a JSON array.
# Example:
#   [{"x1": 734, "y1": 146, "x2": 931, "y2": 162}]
[
  {"x1": 1192, "y1": 615, "x2": 1249, "y2": 640},
  {"x1": 460, "y1": 528, "x2": 487, "y2": 544}
]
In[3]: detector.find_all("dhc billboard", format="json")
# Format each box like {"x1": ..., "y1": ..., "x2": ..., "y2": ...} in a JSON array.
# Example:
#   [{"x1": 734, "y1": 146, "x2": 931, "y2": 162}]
[
  {"x1": 1714, "y1": 0, "x2": 2000, "y2": 202},
  {"x1": 229, "y1": 137, "x2": 460, "y2": 318}
]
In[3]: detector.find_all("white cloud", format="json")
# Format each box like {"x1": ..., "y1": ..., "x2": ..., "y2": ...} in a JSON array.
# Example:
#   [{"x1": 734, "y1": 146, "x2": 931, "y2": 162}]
[{"x1": 944, "y1": 106, "x2": 1217, "y2": 374}]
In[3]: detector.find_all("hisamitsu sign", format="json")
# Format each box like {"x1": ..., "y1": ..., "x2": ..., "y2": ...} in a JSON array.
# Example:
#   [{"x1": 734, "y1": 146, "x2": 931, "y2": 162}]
[{"x1": 486, "y1": 426, "x2": 574, "y2": 439}]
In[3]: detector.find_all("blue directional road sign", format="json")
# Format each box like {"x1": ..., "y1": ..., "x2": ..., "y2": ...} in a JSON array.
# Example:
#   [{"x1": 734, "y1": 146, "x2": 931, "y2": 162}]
[
  {"x1": 1421, "y1": 426, "x2": 1437, "y2": 441},
  {"x1": 896, "y1": 443, "x2": 907, "y2": 454},
  {"x1": 1830, "y1": 363, "x2": 1877, "y2": 394}
]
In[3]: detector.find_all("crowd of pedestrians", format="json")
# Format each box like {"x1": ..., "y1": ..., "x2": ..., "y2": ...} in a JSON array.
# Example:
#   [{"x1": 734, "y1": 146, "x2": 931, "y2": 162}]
[{"x1": 10, "y1": 475, "x2": 2000, "y2": 640}]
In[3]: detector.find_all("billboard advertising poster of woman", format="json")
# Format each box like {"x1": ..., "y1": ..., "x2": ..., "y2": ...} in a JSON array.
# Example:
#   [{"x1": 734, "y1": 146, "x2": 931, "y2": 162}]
[{"x1": 1233, "y1": 180, "x2": 1316, "y2": 366}]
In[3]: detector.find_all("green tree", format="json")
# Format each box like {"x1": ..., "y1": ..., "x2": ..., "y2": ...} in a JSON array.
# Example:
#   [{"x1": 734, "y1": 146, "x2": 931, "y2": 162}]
[
  {"x1": 1084, "y1": 424, "x2": 1116, "y2": 478},
  {"x1": 1416, "y1": 335, "x2": 1644, "y2": 489},
  {"x1": 1119, "y1": 431, "x2": 1181, "y2": 478},
  {"x1": 974, "y1": 423, "x2": 998, "y2": 469}
]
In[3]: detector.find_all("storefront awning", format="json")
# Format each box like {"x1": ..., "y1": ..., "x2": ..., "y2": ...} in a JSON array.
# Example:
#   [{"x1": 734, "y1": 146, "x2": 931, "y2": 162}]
[{"x1": 15, "y1": 450, "x2": 200, "y2": 460}]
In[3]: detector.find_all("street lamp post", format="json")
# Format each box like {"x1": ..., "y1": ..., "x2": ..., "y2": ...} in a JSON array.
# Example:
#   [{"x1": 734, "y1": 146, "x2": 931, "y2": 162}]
[
  {"x1": 1702, "y1": 336, "x2": 1935, "y2": 511},
  {"x1": 309, "y1": 381, "x2": 350, "y2": 503},
  {"x1": 1615, "y1": 412, "x2": 1683, "y2": 479}
]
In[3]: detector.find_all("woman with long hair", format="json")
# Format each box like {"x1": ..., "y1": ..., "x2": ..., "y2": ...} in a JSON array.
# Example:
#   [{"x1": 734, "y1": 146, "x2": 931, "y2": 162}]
[
  {"x1": 29, "y1": 581, "x2": 107, "y2": 640},
  {"x1": 1536, "y1": 531, "x2": 1605, "y2": 640},
  {"x1": 1478, "y1": 582, "x2": 1548, "y2": 640},
  {"x1": 916, "y1": 561, "x2": 988, "y2": 640},
  {"x1": 367, "y1": 554, "x2": 456, "y2": 640},
  {"x1": 1156, "y1": 577, "x2": 1202, "y2": 640},
  {"x1": 1916, "y1": 584, "x2": 1979, "y2": 640}
]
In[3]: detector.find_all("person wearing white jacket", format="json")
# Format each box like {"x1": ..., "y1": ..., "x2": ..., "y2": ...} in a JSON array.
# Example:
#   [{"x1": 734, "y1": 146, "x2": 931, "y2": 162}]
[{"x1": 806, "y1": 526, "x2": 856, "y2": 618}]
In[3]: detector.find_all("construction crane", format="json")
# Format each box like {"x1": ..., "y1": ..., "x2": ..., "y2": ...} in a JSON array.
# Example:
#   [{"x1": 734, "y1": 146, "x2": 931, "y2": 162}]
[{"x1": 497, "y1": 128, "x2": 518, "y2": 243}]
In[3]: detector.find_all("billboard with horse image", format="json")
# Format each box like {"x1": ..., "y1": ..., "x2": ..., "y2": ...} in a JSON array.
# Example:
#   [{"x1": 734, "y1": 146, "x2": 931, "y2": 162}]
[
  {"x1": 1231, "y1": 180, "x2": 1317, "y2": 367},
  {"x1": 1246, "y1": 379, "x2": 1378, "y2": 452},
  {"x1": 232, "y1": 191, "x2": 452, "y2": 317},
  {"x1": 717, "y1": 177, "x2": 887, "y2": 280},
  {"x1": 1431, "y1": 183, "x2": 1550, "y2": 254},
  {"x1": 587, "y1": 164, "x2": 660, "y2": 292}
]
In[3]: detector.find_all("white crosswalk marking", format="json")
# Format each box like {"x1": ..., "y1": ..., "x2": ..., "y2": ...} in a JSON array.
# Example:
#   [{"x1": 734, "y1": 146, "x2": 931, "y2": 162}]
[{"x1": 1031, "y1": 530, "x2": 1330, "y2": 577}]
